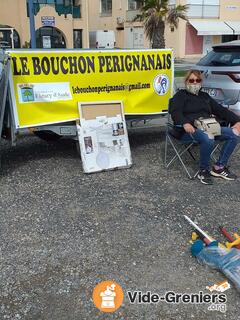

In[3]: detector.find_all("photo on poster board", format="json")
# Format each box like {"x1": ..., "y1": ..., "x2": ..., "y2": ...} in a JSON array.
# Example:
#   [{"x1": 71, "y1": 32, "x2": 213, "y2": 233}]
[{"x1": 77, "y1": 101, "x2": 132, "y2": 173}]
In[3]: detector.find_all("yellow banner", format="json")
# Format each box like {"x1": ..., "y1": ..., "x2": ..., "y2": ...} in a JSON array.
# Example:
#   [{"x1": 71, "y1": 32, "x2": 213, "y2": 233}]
[{"x1": 8, "y1": 49, "x2": 173, "y2": 128}]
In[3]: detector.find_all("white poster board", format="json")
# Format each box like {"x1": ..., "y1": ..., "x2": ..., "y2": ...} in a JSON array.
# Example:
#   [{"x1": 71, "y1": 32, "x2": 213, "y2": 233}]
[
  {"x1": 77, "y1": 101, "x2": 132, "y2": 173},
  {"x1": 42, "y1": 36, "x2": 51, "y2": 49}
]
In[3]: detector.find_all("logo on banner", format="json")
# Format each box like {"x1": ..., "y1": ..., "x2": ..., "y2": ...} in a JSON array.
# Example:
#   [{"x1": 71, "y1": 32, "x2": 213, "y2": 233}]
[
  {"x1": 206, "y1": 281, "x2": 230, "y2": 293},
  {"x1": 17, "y1": 82, "x2": 72, "y2": 103},
  {"x1": 19, "y1": 84, "x2": 34, "y2": 102},
  {"x1": 153, "y1": 74, "x2": 169, "y2": 95},
  {"x1": 92, "y1": 280, "x2": 124, "y2": 313}
]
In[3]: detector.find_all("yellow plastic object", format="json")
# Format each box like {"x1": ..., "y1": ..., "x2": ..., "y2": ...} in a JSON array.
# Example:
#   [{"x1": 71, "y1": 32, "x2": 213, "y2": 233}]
[
  {"x1": 191, "y1": 232, "x2": 198, "y2": 241},
  {"x1": 225, "y1": 237, "x2": 240, "y2": 249}
]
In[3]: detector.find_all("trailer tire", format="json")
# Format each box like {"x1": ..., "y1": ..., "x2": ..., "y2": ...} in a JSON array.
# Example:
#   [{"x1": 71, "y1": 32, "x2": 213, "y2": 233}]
[{"x1": 34, "y1": 130, "x2": 62, "y2": 141}]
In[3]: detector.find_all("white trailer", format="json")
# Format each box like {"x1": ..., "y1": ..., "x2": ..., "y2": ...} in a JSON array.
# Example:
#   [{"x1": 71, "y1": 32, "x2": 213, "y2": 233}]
[
  {"x1": 2, "y1": 48, "x2": 173, "y2": 143},
  {"x1": 89, "y1": 30, "x2": 116, "y2": 49}
]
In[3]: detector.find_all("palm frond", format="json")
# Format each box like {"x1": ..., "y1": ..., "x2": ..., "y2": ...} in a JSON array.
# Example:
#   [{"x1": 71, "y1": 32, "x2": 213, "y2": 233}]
[
  {"x1": 133, "y1": 13, "x2": 145, "y2": 22},
  {"x1": 144, "y1": 15, "x2": 158, "y2": 41},
  {"x1": 167, "y1": 4, "x2": 188, "y2": 28},
  {"x1": 133, "y1": 0, "x2": 188, "y2": 48}
]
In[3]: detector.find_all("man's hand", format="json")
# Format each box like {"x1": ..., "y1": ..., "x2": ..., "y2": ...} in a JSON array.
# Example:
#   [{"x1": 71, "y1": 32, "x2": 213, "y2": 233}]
[
  {"x1": 183, "y1": 123, "x2": 195, "y2": 134},
  {"x1": 232, "y1": 122, "x2": 240, "y2": 135}
]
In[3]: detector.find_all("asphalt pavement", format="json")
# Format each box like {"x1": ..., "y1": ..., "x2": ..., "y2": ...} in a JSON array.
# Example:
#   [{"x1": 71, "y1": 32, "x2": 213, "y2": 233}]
[{"x1": 0, "y1": 127, "x2": 240, "y2": 320}]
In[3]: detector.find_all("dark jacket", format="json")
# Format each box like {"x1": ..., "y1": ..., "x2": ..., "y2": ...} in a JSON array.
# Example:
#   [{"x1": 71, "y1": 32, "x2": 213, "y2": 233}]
[{"x1": 170, "y1": 89, "x2": 240, "y2": 127}]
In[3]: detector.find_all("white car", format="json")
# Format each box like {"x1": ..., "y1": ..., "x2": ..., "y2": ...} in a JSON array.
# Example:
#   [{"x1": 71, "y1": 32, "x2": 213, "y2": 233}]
[{"x1": 195, "y1": 40, "x2": 240, "y2": 115}]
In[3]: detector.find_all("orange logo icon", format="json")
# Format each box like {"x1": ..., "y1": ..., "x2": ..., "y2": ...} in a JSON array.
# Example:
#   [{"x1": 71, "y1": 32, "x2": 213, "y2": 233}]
[{"x1": 92, "y1": 280, "x2": 124, "y2": 313}]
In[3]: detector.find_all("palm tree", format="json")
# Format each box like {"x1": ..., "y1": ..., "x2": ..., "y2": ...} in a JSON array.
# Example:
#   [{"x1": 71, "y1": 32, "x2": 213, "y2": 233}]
[
  {"x1": 23, "y1": 88, "x2": 33, "y2": 101},
  {"x1": 134, "y1": 0, "x2": 188, "y2": 48}
]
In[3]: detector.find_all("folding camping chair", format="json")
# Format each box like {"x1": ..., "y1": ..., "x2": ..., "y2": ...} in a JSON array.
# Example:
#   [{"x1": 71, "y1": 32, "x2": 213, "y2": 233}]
[{"x1": 164, "y1": 98, "x2": 220, "y2": 179}]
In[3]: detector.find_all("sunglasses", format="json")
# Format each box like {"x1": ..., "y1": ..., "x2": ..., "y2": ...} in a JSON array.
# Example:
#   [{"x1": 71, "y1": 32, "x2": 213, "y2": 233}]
[{"x1": 188, "y1": 78, "x2": 202, "y2": 84}]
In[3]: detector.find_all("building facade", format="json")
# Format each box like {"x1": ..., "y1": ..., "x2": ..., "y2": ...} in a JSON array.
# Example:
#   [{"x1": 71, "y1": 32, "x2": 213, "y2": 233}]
[
  {"x1": 0, "y1": 0, "x2": 89, "y2": 49},
  {"x1": 87, "y1": 0, "x2": 240, "y2": 58},
  {"x1": 0, "y1": 0, "x2": 240, "y2": 58},
  {"x1": 88, "y1": 0, "x2": 148, "y2": 49},
  {"x1": 180, "y1": 0, "x2": 240, "y2": 58}
]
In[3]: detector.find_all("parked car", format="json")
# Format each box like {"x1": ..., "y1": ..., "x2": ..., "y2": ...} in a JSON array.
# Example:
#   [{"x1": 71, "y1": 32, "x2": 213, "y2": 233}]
[{"x1": 195, "y1": 40, "x2": 240, "y2": 115}]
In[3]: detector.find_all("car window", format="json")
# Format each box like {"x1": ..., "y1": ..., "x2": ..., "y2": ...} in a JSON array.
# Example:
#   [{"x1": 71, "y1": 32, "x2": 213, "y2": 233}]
[
  {"x1": 220, "y1": 54, "x2": 231, "y2": 62},
  {"x1": 197, "y1": 48, "x2": 240, "y2": 66},
  {"x1": 232, "y1": 58, "x2": 240, "y2": 64}
]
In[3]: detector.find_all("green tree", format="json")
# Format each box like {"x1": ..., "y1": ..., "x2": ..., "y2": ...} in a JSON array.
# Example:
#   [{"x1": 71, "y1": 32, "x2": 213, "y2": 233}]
[
  {"x1": 134, "y1": 0, "x2": 188, "y2": 48},
  {"x1": 23, "y1": 88, "x2": 33, "y2": 101}
]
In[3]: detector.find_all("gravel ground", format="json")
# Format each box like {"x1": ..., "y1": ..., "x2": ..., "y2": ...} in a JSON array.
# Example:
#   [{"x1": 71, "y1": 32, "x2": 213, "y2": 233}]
[{"x1": 0, "y1": 126, "x2": 240, "y2": 320}]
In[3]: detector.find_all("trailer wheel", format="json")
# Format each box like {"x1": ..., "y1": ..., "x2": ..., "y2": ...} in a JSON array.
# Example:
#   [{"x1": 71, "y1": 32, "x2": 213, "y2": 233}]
[{"x1": 34, "y1": 130, "x2": 62, "y2": 141}]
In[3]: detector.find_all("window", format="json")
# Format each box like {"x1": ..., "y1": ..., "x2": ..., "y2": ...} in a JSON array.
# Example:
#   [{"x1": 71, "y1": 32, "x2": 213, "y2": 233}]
[
  {"x1": 128, "y1": 0, "x2": 141, "y2": 10},
  {"x1": 36, "y1": 27, "x2": 66, "y2": 48},
  {"x1": 30, "y1": 0, "x2": 73, "y2": 4},
  {"x1": 186, "y1": 0, "x2": 219, "y2": 18},
  {"x1": 197, "y1": 47, "x2": 240, "y2": 66},
  {"x1": 101, "y1": 0, "x2": 112, "y2": 15},
  {"x1": 0, "y1": 29, "x2": 20, "y2": 49},
  {"x1": 27, "y1": 0, "x2": 80, "y2": 17},
  {"x1": 73, "y1": 29, "x2": 82, "y2": 48}
]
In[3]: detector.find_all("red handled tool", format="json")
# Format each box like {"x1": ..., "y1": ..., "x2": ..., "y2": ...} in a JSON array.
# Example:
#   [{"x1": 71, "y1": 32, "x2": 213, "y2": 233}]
[{"x1": 219, "y1": 227, "x2": 240, "y2": 250}]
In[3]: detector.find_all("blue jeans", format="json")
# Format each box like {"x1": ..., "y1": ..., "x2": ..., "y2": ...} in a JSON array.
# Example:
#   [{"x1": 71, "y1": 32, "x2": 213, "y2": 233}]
[{"x1": 181, "y1": 127, "x2": 239, "y2": 170}]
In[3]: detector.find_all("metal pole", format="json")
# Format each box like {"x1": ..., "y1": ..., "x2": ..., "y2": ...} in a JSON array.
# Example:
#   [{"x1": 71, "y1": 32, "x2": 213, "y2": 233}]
[
  {"x1": 28, "y1": 0, "x2": 36, "y2": 48},
  {"x1": 85, "y1": 0, "x2": 89, "y2": 48}
]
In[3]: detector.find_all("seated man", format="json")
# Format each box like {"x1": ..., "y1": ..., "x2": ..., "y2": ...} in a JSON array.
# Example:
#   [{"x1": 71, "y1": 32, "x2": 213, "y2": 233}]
[{"x1": 170, "y1": 70, "x2": 240, "y2": 185}]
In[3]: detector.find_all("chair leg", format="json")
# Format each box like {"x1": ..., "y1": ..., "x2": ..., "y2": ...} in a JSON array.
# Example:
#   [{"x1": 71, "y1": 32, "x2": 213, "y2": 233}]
[
  {"x1": 164, "y1": 134, "x2": 168, "y2": 167},
  {"x1": 194, "y1": 169, "x2": 200, "y2": 179},
  {"x1": 210, "y1": 143, "x2": 221, "y2": 162},
  {"x1": 187, "y1": 148, "x2": 196, "y2": 161},
  {"x1": 165, "y1": 135, "x2": 195, "y2": 179},
  {"x1": 164, "y1": 135, "x2": 222, "y2": 180}
]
